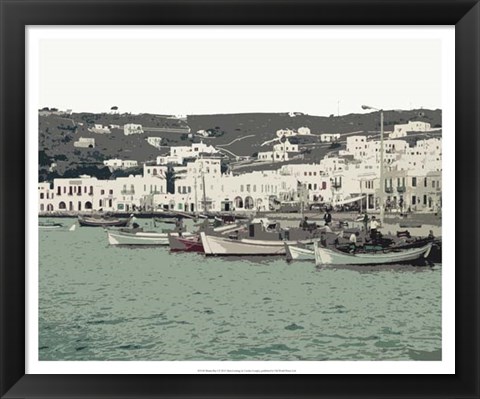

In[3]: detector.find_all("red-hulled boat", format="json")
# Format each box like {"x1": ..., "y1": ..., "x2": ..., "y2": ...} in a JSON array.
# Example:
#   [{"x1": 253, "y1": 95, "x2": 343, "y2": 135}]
[{"x1": 168, "y1": 234, "x2": 204, "y2": 253}]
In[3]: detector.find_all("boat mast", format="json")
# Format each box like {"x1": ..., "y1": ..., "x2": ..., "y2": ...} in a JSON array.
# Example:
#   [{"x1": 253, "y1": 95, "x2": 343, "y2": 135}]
[
  {"x1": 194, "y1": 175, "x2": 198, "y2": 216},
  {"x1": 202, "y1": 172, "x2": 207, "y2": 212}
]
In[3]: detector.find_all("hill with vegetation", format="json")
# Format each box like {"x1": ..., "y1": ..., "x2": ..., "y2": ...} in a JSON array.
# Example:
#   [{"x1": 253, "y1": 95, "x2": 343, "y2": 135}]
[{"x1": 38, "y1": 109, "x2": 442, "y2": 181}]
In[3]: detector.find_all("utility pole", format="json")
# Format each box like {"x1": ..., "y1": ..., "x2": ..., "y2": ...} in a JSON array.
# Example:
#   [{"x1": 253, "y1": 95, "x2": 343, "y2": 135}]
[
  {"x1": 379, "y1": 110, "x2": 384, "y2": 222},
  {"x1": 362, "y1": 105, "x2": 385, "y2": 222},
  {"x1": 194, "y1": 175, "x2": 198, "y2": 215},
  {"x1": 202, "y1": 171, "x2": 207, "y2": 212}
]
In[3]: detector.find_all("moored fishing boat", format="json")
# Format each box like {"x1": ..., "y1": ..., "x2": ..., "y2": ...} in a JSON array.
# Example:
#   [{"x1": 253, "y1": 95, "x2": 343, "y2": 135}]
[
  {"x1": 78, "y1": 214, "x2": 132, "y2": 227},
  {"x1": 313, "y1": 241, "x2": 432, "y2": 266},
  {"x1": 284, "y1": 242, "x2": 315, "y2": 261},
  {"x1": 39, "y1": 220, "x2": 64, "y2": 229},
  {"x1": 107, "y1": 229, "x2": 193, "y2": 246},
  {"x1": 200, "y1": 232, "x2": 314, "y2": 256},
  {"x1": 168, "y1": 234, "x2": 204, "y2": 252}
]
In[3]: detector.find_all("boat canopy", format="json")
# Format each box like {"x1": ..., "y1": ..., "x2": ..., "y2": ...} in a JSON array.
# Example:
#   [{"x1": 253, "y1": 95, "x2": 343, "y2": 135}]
[{"x1": 335, "y1": 195, "x2": 366, "y2": 206}]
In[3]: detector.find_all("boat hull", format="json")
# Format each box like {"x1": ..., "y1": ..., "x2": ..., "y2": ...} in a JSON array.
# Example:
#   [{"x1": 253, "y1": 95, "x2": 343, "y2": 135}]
[
  {"x1": 107, "y1": 230, "x2": 192, "y2": 246},
  {"x1": 314, "y1": 242, "x2": 432, "y2": 266},
  {"x1": 39, "y1": 224, "x2": 63, "y2": 230},
  {"x1": 285, "y1": 243, "x2": 315, "y2": 261},
  {"x1": 200, "y1": 232, "x2": 305, "y2": 256},
  {"x1": 168, "y1": 234, "x2": 204, "y2": 252},
  {"x1": 79, "y1": 216, "x2": 131, "y2": 227}
]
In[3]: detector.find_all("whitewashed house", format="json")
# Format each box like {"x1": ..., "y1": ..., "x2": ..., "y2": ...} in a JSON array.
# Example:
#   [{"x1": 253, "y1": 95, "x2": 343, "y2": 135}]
[
  {"x1": 389, "y1": 120, "x2": 432, "y2": 138},
  {"x1": 124, "y1": 123, "x2": 144, "y2": 135},
  {"x1": 297, "y1": 127, "x2": 311, "y2": 135},
  {"x1": 73, "y1": 137, "x2": 95, "y2": 148},
  {"x1": 146, "y1": 137, "x2": 162, "y2": 149},
  {"x1": 88, "y1": 124, "x2": 111, "y2": 134},
  {"x1": 156, "y1": 141, "x2": 218, "y2": 165},
  {"x1": 103, "y1": 159, "x2": 138, "y2": 171},
  {"x1": 320, "y1": 133, "x2": 341, "y2": 142},
  {"x1": 258, "y1": 138, "x2": 299, "y2": 162}
]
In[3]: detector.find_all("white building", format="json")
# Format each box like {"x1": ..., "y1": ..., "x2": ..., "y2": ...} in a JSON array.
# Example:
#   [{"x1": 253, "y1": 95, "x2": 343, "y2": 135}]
[
  {"x1": 73, "y1": 137, "x2": 95, "y2": 148},
  {"x1": 298, "y1": 127, "x2": 311, "y2": 135},
  {"x1": 88, "y1": 124, "x2": 111, "y2": 134},
  {"x1": 258, "y1": 138, "x2": 299, "y2": 162},
  {"x1": 143, "y1": 164, "x2": 168, "y2": 178},
  {"x1": 390, "y1": 120, "x2": 432, "y2": 138},
  {"x1": 276, "y1": 128, "x2": 296, "y2": 138},
  {"x1": 280, "y1": 164, "x2": 330, "y2": 202},
  {"x1": 156, "y1": 141, "x2": 218, "y2": 165},
  {"x1": 345, "y1": 136, "x2": 407, "y2": 162},
  {"x1": 39, "y1": 172, "x2": 169, "y2": 213},
  {"x1": 395, "y1": 138, "x2": 442, "y2": 172},
  {"x1": 124, "y1": 123, "x2": 144, "y2": 135},
  {"x1": 146, "y1": 137, "x2": 162, "y2": 149},
  {"x1": 103, "y1": 159, "x2": 139, "y2": 171},
  {"x1": 320, "y1": 133, "x2": 341, "y2": 142}
]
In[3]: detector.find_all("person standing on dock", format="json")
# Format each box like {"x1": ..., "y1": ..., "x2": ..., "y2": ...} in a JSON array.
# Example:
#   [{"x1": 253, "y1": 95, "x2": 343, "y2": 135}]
[
  {"x1": 369, "y1": 216, "x2": 380, "y2": 240},
  {"x1": 175, "y1": 217, "x2": 183, "y2": 237},
  {"x1": 323, "y1": 208, "x2": 332, "y2": 226},
  {"x1": 362, "y1": 212, "x2": 369, "y2": 232},
  {"x1": 349, "y1": 231, "x2": 359, "y2": 253}
]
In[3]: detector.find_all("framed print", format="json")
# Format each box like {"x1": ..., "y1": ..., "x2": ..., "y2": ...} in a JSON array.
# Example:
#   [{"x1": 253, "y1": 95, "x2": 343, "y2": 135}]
[{"x1": 1, "y1": 0, "x2": 479, "y2": 398}]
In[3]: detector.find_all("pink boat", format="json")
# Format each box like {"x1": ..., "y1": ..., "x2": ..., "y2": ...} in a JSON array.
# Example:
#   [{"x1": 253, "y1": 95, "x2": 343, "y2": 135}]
[{"x1": 168, "y1": 234, "x2": 204, "y2": 253}]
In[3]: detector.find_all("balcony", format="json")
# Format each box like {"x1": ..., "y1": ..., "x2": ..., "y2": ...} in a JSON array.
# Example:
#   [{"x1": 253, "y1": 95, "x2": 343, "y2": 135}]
[
  {"x1": 332, "y1": 183, "x2": 342, "y2": 190},
  {"x1": 121, "y1": 190, "x2": 135, "y2": 195},
  {"x1": 385, "y1": 187, "x2": 394, "y2": 194},
  {"x1": 397, "y1": 186, "x2": 406, "y2": 193}
]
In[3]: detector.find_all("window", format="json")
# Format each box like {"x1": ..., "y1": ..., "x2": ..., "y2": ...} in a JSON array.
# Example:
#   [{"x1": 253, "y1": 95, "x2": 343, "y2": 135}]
[
  {"x1": 412, "y1": 195, "x2": 416, "y2": 205},
  {"x1": 40, "y1": 193, "x2": 44, "y2": 199},
  {"x1": 101, "y1": 189, "x2": 105, "y2": 195},
  {"x1": 109, "y1": 190, "x2": 113, "y2": 195},
  {"x1": 412, "y1": 177, "x2": 417, "y2": 187},
  {"x1": 240, "y1": 185, "x2": 244, "y2": 192},
  {"x1": 246, "y1": 184, "x2": 251, "y2": 192}
]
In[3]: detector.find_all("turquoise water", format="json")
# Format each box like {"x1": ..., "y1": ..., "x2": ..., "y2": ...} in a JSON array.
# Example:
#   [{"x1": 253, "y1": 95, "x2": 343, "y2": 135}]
[{"x1": 39, "y1": 218, "x2": 441, "y2": 361}]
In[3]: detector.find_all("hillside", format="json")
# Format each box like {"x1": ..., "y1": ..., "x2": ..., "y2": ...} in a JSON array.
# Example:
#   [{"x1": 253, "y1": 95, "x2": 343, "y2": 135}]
[{"x1": 38, "y1": 109, "x2": 442, "y2": 181}]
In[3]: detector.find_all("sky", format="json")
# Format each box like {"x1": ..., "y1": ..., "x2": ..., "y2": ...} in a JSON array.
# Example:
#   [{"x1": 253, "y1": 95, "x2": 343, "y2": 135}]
[{"x1": 36, "y1": 27, "x2": 444, "y2": 116}]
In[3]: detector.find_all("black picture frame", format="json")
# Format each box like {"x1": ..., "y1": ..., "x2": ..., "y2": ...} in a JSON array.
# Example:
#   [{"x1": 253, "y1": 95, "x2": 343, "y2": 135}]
[{"x1": 1, "y1": 0, "x2": 479, "y2": 398}]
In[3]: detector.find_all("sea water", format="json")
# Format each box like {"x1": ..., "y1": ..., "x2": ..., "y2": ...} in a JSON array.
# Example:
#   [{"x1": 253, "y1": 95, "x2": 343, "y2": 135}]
[{"x1": 38, "y1": 218, "x2": 441, "y2": 361}]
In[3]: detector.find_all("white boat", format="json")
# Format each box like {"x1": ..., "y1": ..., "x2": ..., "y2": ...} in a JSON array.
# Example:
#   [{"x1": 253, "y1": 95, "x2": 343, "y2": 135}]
[
  {"x1": 107, "y1": 230, "x2": 193, "y2": 246},
  {"x1": 39, "y1": 221, "x2": 64, "y2": 230},
  {"x1": 284, "y1": 243, "x2": 315, "y2": 261},
  {"x1": 200, "y1": 232, "x2": 311, "y2": 256},
  {"x1": 313, "y1": 241, "x2": 432, "y2": 266}
]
